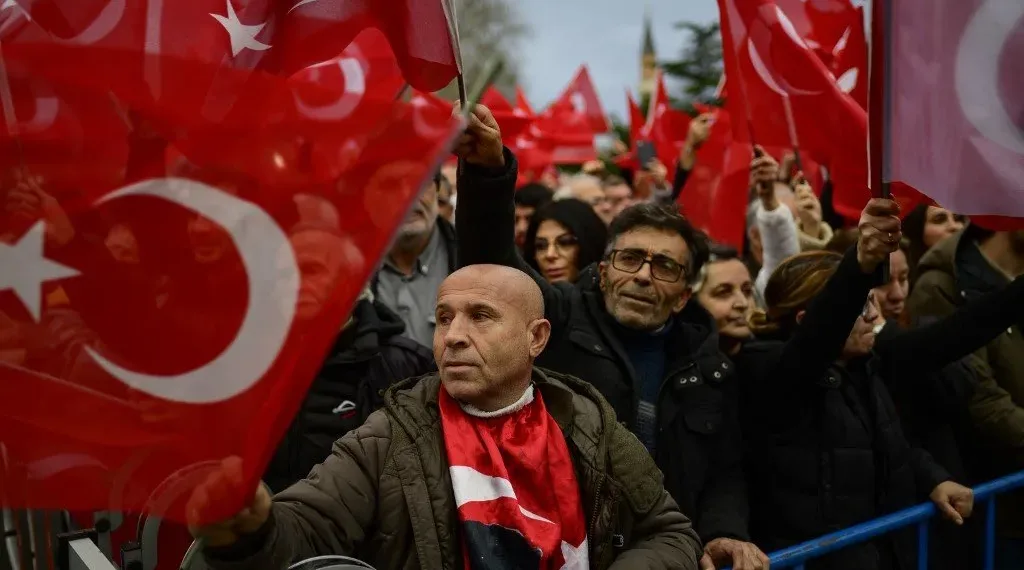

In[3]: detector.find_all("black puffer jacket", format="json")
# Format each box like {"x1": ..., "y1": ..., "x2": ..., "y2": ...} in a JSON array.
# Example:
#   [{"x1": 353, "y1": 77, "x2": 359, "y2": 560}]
[
  {"x1": 456, "y1": 149, "x2": 749, "y2": 544},
  {"x1": 263, "y1": 298, "x2": 435, "y2": 493},
  {"x1": 736, "y1": 249, "x2": 953, "y2": 570}
]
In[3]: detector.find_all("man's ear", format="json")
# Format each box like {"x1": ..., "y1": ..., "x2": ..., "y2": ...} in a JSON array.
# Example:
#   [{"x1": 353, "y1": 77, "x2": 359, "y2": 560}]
[
  {"x1": 598, "y1": 261, "x2": 609, "y2": 292},
  {"x1": 528, "y1": 318, "x2": 552, "y2": 358},
  {"x1": 795, "y1": 309, "x2": 806, "y2": 325}
]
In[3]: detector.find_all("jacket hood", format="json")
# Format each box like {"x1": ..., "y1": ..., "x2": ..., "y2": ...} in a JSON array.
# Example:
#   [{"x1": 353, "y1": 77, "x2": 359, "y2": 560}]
[{"x1": 916, "y1": 226, "x2": 963, "y2": 278}]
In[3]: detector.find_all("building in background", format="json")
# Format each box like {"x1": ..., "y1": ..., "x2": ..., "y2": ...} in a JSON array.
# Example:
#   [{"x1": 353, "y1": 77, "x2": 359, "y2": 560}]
[{"x1": 639, "y1": 10, "x2": 658, "y2": 102}]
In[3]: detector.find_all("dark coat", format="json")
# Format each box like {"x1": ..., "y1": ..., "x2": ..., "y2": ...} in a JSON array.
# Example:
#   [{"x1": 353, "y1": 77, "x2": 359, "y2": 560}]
[
  {"x1": 735, "y1": 249, "x2": 952, "y2": 570},
  {"x1": 206, "y1": 370, "x2": 703, "y2": 570},
  {"x1": 263, "y1": 298, "x2": 435, "y2": 493},
  {"x1": 909, "y1": 228, "x2": 1024, "y2": 538},
  {"x1": 455, "y1": 149, "x2": 749, "y2": 544}
]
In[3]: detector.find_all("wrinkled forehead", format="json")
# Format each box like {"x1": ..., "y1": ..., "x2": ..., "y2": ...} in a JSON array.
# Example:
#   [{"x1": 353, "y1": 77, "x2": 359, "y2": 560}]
[{"x1": 610, "y1": 227, "x2": 691, "y2": 261}]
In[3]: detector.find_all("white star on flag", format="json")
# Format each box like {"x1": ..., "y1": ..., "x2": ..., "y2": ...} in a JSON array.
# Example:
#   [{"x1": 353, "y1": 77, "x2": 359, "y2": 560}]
[
  {"x1": 0, "y1": 221, "x2": 79, "y2": 321},
  {"x1": 211, "y1": 0, "x2": 272, "y2": 57},
  {"x1": 559, "y1": 537, "x2": 589, "y2": 570}
]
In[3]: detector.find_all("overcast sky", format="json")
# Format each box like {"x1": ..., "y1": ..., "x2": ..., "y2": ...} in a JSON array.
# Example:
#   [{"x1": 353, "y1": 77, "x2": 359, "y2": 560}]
[{"x1": 512, "y1": 0, "x2": 719, "y2": 121}]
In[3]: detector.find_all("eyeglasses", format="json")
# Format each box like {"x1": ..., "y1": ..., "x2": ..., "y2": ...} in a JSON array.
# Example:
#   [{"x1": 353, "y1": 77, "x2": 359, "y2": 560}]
[
  {"x1": 609, "y1": 249, "x2": 686, "y2": 283},
  {"x1": 535, "y1": 234, "x2": 578, "y2": 253}
]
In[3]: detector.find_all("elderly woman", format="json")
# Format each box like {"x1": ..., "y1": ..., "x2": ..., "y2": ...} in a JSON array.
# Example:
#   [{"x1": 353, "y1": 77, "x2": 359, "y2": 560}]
[{"x1": 735, "y1": 199, "x2": 976, "y2": 570}]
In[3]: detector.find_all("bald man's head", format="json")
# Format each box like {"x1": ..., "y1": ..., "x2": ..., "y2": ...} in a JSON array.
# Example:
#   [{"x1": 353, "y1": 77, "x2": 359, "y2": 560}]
[
  {"x1": 433, "y1": 264, "x2": 551, "y2": 412},
  {"x1": 441, "y1": 265, "x2": 544, "y2": 321}
]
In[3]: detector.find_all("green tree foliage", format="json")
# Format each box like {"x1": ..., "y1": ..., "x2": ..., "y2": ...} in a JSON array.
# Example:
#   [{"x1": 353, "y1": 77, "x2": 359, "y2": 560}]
[
  {"x1": 436, "y1": 0, "x2": 529, "y2": 101},
  {"x1": 660, "y1": 21, "x2": 723, "y2": 109}
]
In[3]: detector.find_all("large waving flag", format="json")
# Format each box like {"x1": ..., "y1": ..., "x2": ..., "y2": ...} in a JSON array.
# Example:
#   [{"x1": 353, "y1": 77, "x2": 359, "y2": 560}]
[
  {"x1": 0, "y1": 5, "x2": 462, "y2": 526},
  {"x1": 885, "y1": 0, "x2": 1024, "y2": 227}
]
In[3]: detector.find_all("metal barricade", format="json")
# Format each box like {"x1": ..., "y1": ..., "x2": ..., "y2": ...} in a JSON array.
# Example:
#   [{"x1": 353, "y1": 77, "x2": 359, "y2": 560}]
[{"x1": 734, "y1": 470, "x2": 1024, "y2": 570}]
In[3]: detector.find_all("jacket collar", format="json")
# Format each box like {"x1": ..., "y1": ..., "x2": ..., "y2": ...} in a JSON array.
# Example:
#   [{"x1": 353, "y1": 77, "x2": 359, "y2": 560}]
[{"x1": 383, "y1": 367, "x2": 614, "y2": 468}]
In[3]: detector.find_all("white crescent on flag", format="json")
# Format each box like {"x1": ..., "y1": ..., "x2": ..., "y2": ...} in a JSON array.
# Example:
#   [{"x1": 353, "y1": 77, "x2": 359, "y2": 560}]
[
  {"x1": 57, "y1": 0, "x2": 126, "y2": 45},
  {"x1": 954, "y1": 0, "x2": 1024, "y2": 155},
  {"x1": 293, "y1": 54, "x2": 366, "y2": 121},
  {"x1": 85, "y1": 178, "x2": 300, "y2": 404}
]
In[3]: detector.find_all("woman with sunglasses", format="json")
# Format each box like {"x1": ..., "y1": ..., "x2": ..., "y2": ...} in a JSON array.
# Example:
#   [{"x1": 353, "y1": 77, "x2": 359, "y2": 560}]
[{"x1": 523, "y1": 198, "x2": 608, "y2": 284}]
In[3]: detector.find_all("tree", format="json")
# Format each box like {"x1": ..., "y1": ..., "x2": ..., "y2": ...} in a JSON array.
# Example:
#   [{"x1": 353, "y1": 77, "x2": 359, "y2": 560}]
[
  {"x1": 661, "y1": 21, "x2": 723, "y2": 108},
  {"x1": 436, "y1": 0, "x2": 529, "y2": 101}
]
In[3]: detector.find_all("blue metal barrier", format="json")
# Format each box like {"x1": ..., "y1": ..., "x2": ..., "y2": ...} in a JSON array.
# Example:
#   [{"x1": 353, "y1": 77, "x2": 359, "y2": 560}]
[{"x1": 728, "y1": 470, "x2": 1024, "y2": 570}]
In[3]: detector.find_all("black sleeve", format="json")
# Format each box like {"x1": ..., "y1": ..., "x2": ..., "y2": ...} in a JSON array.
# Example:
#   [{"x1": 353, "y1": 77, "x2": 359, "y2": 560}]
[
  {"x1": 877, "y1": 276, "x2": 1024, "y2": 377},
  {"x1": 910, "y1": 447, "x2": 953, "y2": 500},
  {"x1": 695, "y1": 394, "x2": 750, "y2": 542},
  {"x1": 455, "y1": 149, "x2": 574, "y2": 331},
  {"x1": 772, "y1": 247, "x2": 881, "y2": 390},
  {"x1": 671, "y1": 163, "x2": 690, "y2": 203}
]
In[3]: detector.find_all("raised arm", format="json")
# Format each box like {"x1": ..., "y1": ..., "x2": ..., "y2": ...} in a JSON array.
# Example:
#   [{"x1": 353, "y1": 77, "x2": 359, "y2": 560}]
[
  {"x1": 877, "y1": 276, "x2": 1024, "y2": 376},
  {"x1": 453, "y1": 104, "x2": 575, "y2": 330},
  {"x1": 772, "y1": 199, "x2": 901, "y2": 388}
]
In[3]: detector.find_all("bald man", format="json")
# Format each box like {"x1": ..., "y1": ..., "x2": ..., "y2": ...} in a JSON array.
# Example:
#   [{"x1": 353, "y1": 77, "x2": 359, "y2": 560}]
[{"x1": 191, "y1": 265, "x2": 702, "y2": 570}]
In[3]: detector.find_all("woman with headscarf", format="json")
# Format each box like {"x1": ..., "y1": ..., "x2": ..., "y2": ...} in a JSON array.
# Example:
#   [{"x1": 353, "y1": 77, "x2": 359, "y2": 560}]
[
  {"x1": 523, "y1": 198, "x2": 608, "y2": 284},
  {"x1": 692, "y1": 244, "x2": 755, "y2": 356},
  {"x1": 735, "y1": 199, "x2": 978, "y2": 570}
]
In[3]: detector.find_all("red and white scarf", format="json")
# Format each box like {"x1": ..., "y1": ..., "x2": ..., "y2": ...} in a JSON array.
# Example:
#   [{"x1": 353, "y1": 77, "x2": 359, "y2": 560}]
[{"x1": 439, "y1": 384, "x2": 590, "y2": 569}]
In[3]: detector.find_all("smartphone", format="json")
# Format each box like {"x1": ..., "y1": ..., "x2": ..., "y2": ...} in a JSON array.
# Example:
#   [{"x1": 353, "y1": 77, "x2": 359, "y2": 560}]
[{"x1": 636, "y1": 140, "x2": 657, "y2": 169}]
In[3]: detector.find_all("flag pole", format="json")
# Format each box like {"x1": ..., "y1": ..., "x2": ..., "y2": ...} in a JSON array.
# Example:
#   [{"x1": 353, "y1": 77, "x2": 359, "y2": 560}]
[
  {"x1": 868, "y1": 0, "x2": 893, "y2": 282},
  {"x1": 0, "y1": 40, "x2": 26, "y2": 171}
]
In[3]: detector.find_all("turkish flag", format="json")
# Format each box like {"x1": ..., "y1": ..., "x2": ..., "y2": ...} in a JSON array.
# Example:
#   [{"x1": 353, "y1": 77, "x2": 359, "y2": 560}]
[
  {"x1": 645, "y1": 72, "x2": 692, "y2": 172},
  {"x1": 550, "y1": 64, "x2": 610, "y2": 134},
  {"x1": 678, "y1": 108, "x2": 750, "y2": 249},
  {"x1": 887, "y1": 0, "x2": 1024, "y2": 222},
  {"x1": 481, "y1": 86, "x2": 532, "y2": 141},
  {"x1": 718, "y1": 0, "x2": 888, "y2": 221},
  {"x1": 530, "y1": 100, "x2": 596, "y2": 165},
  {"x1": 8, "y1": 0, "x2": 459, "y2": 106},
  {"x1": 831, "y1": 6, "x2": 867, "y2": 109},
  {"x1": 0, "y1": 17, "x2": 462, "y2": 525}
]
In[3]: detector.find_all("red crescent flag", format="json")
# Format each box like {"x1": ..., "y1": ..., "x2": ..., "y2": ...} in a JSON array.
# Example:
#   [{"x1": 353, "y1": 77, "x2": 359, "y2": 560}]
[
  {"x1": 0, "y1": 9, "x2": 462, "y2": 525},
  {"x1": 886, "y1": 0, "x2": 1024, "y2": 226}
]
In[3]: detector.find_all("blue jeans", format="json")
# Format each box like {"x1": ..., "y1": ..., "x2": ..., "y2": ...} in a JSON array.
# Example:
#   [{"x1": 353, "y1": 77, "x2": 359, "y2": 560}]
[{"x1": 995, "y1": 538, "x2": 1024, "y2": 570}]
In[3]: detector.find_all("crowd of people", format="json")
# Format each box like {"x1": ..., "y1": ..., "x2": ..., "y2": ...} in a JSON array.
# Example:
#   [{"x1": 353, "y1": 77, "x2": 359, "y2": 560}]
[{"x1": 183, "y1": 101, "x2": 1024, "y2": 570}]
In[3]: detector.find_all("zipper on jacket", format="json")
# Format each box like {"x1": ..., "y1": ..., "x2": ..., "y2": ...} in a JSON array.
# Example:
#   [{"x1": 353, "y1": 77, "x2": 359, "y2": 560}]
[{"x1": 588, "y1": 473, "x2": 606, "y2": 538}]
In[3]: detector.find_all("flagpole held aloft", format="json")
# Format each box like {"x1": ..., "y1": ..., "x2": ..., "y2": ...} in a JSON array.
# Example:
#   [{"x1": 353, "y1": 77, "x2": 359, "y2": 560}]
[{"x1": 868, "y1": 0, "x2": 893, "y2": 282}]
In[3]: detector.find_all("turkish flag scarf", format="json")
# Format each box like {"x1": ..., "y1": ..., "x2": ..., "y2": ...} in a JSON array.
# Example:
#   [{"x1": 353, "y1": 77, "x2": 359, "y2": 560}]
[{"x1": 439, "y1": 385, "x2": 590, "y2": 569}]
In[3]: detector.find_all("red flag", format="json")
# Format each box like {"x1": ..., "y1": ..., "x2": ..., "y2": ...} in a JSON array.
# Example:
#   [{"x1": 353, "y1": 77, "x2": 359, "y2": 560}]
[
  {"x1": 627, "y1": 91, "x2": 646, "y2": 145},
  {"x1": 515, "y1": 86, "x2": 535, "y2": 116},
  {"x1": 646, "y1": 72, "x2": 693, "y2": 171},
  {"x1": 678, "y1": 108, "x2": 750, "y2": 249},
  {"x1": 551, "y1": 65, "x2": 610, "y2": 134},
  {"x1": 0, "y1": 16, "x2": 462, "y2": 524},
  {"x1": 803, "y1": 0, "x2": 858, "y2": 55},
  {"x1": 482, "y1": 86, "x2": 532, "y2": 141},
  {"x1": 718, "y1": 0, "x2": 883, "y2": 220},
  {"x1": 831, "y1": 7, "x2": 867, "y2": 109},
  {"x1": 12, "y1": 0, "x2": 460, "y2": 94},
  {"x1": 887, "y1": 0, "x2": 1024, "y2": 223}
]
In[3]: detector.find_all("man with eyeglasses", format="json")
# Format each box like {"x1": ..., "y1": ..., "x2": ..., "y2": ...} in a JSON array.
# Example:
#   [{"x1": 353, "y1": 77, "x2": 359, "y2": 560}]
[{"x1": 453, "y1": 103, "x2": 767, "y2": 570}]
